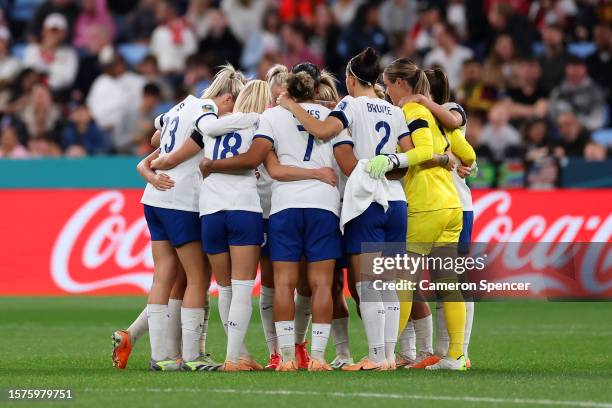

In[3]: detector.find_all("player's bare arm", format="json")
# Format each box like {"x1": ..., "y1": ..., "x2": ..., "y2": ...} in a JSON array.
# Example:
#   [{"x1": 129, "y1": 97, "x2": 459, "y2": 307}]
[
  {"x1": 277, "y1": 92, "x2": 343, "y2": 141},
  {"x1": 200, "y1": 137, "x2": 272, "y2": 178},
  {"x1": 137, "y1": 150, "x2": 175, "y2": 191},
  {"x1": 263, "y1": 150, "x2": 337, "y2": 187},
  {"x1": 151, "y1": 137, "x2": 200, "y2": 170}
]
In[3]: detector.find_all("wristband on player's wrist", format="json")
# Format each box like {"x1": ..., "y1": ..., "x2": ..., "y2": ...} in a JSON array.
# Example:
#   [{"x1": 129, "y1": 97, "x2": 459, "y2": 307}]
[
  {"x1": 390, "y1": 153, "x2": 409, "y2": 169},
  {"x1": 440, "y1": 154, "x2": 450, "y2": 166}
]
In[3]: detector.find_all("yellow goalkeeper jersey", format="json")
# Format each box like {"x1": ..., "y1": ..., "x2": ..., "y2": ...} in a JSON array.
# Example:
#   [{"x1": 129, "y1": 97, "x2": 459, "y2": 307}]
[{"x1": 401, "y1": 102, "x2": 461, "y2": 213}]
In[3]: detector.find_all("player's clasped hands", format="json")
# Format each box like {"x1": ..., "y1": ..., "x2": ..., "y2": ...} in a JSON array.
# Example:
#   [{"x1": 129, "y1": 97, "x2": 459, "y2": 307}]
[
  {"x1": 149, "y1": 173, "x2": 174, "y2": 191},
  {"x1": 315, "y1": 167, "x2": 338, "y2": 187},
  {"x1": 199, "y1": 157, "x2": 213, "y2": 179}
]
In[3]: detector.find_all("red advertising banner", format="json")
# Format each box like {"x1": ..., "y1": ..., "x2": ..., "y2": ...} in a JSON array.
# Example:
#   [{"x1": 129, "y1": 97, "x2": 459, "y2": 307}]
[{"x1": 0, "y1": 189, "x2": 610, "y2": 296}]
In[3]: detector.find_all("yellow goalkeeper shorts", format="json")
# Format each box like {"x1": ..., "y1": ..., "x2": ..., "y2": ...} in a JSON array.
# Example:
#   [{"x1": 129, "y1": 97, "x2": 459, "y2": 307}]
[{"x1": 406, "y1": 208, "x2": 463, "y2": 255}]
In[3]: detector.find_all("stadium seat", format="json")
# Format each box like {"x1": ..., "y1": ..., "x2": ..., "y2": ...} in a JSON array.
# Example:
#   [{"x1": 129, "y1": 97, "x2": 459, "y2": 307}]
[
  {"x1": 117, "y1": 43, "x2": 150, "y2": 67},
  {"x1": 531, "y1": 42, "x2": 545, "y2": 56},
  {"x1": 568, "y1": 42, "x2": 597, "y2": 59},
  {"x1": 11, "y1": 43, "x2": 28, "y2": 60},
  {"x1": 592, "y1": 128, "x2": 612, "y2": 146},
  {"x1": 10, "y1": 0, "x2": 44, "y2": 22}
]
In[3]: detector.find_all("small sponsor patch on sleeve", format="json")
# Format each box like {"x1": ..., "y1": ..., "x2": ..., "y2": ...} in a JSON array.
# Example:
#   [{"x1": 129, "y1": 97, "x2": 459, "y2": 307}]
[
  {"x1": 202, "y1": 104, "x2": 216, "y2": 113},
  {"x1": 338, "y1": 101, "x2": 348, "y2": 111}
]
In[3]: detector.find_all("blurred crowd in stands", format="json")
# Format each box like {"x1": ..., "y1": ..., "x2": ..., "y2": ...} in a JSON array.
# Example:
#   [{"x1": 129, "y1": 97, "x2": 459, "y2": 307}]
[{"x1": 0, "y1": 0, "x2": 611, "y2": 188}]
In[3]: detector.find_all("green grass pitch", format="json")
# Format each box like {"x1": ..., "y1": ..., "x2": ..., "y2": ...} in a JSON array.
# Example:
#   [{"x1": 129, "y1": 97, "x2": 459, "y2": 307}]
[{"x1": 1, "y1": 297, "x2": 611, "y2": 408}]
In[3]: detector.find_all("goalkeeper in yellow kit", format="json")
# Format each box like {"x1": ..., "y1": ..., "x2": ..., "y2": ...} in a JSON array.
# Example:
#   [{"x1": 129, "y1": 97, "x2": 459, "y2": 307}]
[{"x1": 368, "y1": 58, "x2": 475, "y2": 371}]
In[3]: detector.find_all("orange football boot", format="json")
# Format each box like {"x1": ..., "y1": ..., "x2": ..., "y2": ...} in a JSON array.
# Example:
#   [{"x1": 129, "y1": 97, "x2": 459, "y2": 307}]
[
  {"x1": 112, "y1": 330, "x2": 132, "y2": 369},
  {"x1": 407, "y1": 354, "x2": 441, "y2": 369},
  {"x1": 341, "y1": 357, "x2": 390, "y2": 371},
  {"x1": 276, "y1": 360, "x2": 298, "y2": 372},
  {"x1": 295, "y1": 341, "x2": 310, "y2": 369},
  {"x1": 240, "y1": 357, "x2": 263, "y2": 370},
  {"x1": 308, "y1": 359, "x2": 333, "y2": 372},
  {"x1": 221, "y1": 360, "x2": 254, "y2": 372},
  {"x1": 265, "y1": 353, "x2": 281, "y2": 370}
]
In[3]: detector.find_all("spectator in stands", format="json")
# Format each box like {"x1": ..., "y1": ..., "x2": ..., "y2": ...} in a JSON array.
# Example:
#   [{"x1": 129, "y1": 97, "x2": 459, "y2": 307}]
[
  {"x1": 583, "y1": 141, "x2": 608, "y2": 162},
  {"x1": 549, "y1": 56, "x2": 606, "y2": 132},
  {"x1": 3, "y1": 68, "x2": 41, "y2": 117},
  {"x1": 241, "y1": 7, "x2": 282, "y2": 75},
  {"x1": 150, "y1": 0, "x2": 197, "y2": 75},
  {"x1": 486, "y1": 2, "x2": 535, "y2": 57},
  {"x1": 281, "y1": 21, "x2": 322, "y2": 69},
  {"x1": 28, "y1": 0, "x2": 79, "y2": 41},
  {"x1": 484, "y1": 34, "x2": 516, "y2": 89},
  {"x1": 0, "y1": 124, "x2": 29, "y2": 159},
  {"x1": 184, "y1": 55, "x2": 213, "y2": 97},
  {"x1": 187, "y1": 0, "x2": 213, "y2": 40},
  {"x1": 456, "y1": 58, "x2": 499, "y2": 114},
  {"x1": 310, "y1": 4, "x2": 342, "y2": 74},
  {"x1": 381, "y1": 31, "x2": 422, "y2": 69},
  {"x1": 332, "y1": 0, "x2": 363, "y2": 29},
  {"x1": 585, "y1": 22, "x2": 612, "y2": 102},
  {"x1": 61, "y1": 104, "x2": 110, "y2": 155},
  {"x1": 338, "y1": 2, "x2": 389, "y2": 63},
  {"x1": 198, "y1": 8, "x2": 242, "y2": 68},
  {"x1": 136, "y1": 54, "x2": 172, "y2": 101},
  {"x1": 73, "y1": 0, "x2": 116, "y2": 49},
  {"x1": 538, "y1": 22, "x2": 570, "y2": 93},
  {"x1": 23, "y1": 13, "x2": 78, "y2": 91},
  {"x1": 73, "y1": 24, "x2": 111, "y2": 100},
  {"x1": 410, "y1": 1, "x2": 441, "y2": 54},
  {"x1": 378, "y1": 0, "x2": 418, "y2": 37},
  {"x1": 504, "y1": 56, "x2": 549, "y2": 121},
  {"x1": 0, "y1": 27, "x2": 21, "y2": 86},
  {"x1": 554, "y1": 111, "x2": 592, "y2": 158},
  {"x1": 18, "y1": 83, "x2": 61, "y2": 140},
  {"x1": 86, "y1": 46, "x2": 144, "y2": 153},
  {"x1": 522, "y1": 117, "x2": 559, "y2": 188},
  {"x1": 424, "y1": 22, "x2": 473, "y2": 90},
  {"x1": 126, "y1": 0, "x2": 158, "y2": 43},
  {"x1": 28, "y1": 135, "x2": 62, "y2": 157},
  {"x1": 221, "y1": 0, "x2": 266, "y2": 45},
  {"x1": 446, "y1": 0, "x2": 467, "y2": 41},
  {"x1": 127, "y1": 82, "x2": 162, "y2": 155},
  {"x1": 479, "y1": 103, "x2": 522, "y2": 161}
]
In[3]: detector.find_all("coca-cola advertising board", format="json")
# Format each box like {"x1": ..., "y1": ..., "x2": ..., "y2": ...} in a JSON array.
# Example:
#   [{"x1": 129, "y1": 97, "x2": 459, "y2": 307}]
[{"x1": 0, "y1": 189, "x2": 610, "y2": 296}]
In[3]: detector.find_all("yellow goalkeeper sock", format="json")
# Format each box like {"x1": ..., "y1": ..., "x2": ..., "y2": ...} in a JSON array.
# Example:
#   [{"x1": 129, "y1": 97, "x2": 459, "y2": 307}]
[
  {"x1": 443, "y1": 300, "x2": 466, "y2": 359},
  {"x1": 396, "y1": 284, "x2": 413, "y2": 337}
]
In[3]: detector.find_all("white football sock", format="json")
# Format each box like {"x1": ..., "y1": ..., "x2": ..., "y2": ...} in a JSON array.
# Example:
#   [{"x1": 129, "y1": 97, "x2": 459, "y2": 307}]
[
  {"x1": 127, "y1": 306, "x2": 148, "y2": 343},
  {"x1": 167, "y1": 299, "x2": 182, "y2": 359},
  {"x1": 382, "y1": 290, "x2": 400, "y2": 365},
  {"x1": 414, "y1": 314, "x2": 433, "y2": 355},
  {"x1": 199, "y1": 305, "x2": 210, "y2": 355},
  {"x1": 356, "y1": 281, "x2": 386, "y2": 363},
  {"x1": 218, "y1": 285, "x2": 232, "y2": 334},
  {"x1": 294, "y1": 293, "x2": 312, "y2": 344},
  {"x1": 226, "y1": 279, "x2": 255, "y2": 362},
  {"x1": 399, "y1": 320, "x2": 416, "y2": 360},
  {"x1": 311, "y1": 323, "x2": 331, "y2": 362},
  {"x1": 147, "y1": 304, "x2": 169, "y2": 361},
  {"x1": 181, "y1": 307, "x2": 203, "y2": 362},
  {"x1": 464, "y1": 301, "x2": 474, "y2": 359},
  {"x1": 259, "y1": 286, "x2": 278, "y2": 355},
  {"x1": 435, "y1": 301, "x2": 449, "y2": 356},
  {"x1": 275, "y1": 320, "x2": 295, "y2": 362},
  {"x1": 331, "y1": 317, "x2": 350, "y2": 358}
]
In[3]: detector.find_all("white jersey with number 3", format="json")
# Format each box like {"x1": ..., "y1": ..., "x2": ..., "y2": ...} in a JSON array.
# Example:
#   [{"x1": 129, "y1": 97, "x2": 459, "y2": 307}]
[
  {"x1": 330, "y1": 95, "x2": 409, "y2": 202},
  {"x1": 141, "y1": 95, "x2": 217, "y2": 212},
  {"x1": 255, "y1": 104, "x2": 342, "y2": 216}
]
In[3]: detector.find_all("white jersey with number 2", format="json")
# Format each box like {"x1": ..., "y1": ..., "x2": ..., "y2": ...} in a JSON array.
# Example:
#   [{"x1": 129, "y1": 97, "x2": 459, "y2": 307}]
[{"x1": 329, "y1": 95, "x2": 409, "y2": 202}]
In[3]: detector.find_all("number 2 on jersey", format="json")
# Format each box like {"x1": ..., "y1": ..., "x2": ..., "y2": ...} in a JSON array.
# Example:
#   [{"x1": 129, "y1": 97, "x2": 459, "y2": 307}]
[
  {"x1": 374, "y1": 121, "x2": 391, "y2": 155},
  {"x1": 162, "y1": 117, "x2": 179, "y2": 153},
  {"x1": 212, "y1": 132, "x2": 242, "y2": 159}
]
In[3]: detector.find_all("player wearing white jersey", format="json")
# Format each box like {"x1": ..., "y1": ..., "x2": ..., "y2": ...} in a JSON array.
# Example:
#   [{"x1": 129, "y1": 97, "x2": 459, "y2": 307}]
[
  {"x1": 150, "y1": 65, "x2": 246, "y2": 371},
  {"x1": 199, "y1": 64, "x2": 346, "y2": 372},
  {"x1": 278, "y1": 48, "x2": 412, "y2": 371}
]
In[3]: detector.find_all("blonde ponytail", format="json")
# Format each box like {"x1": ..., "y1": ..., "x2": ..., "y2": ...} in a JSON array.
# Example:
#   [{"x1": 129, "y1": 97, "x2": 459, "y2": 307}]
[
  {"x1": 233, "y1": 80, "x2": 272, "y2": 114},
  {"x1": 203, "y1": 63, "x2": 246, "y2": 100}
]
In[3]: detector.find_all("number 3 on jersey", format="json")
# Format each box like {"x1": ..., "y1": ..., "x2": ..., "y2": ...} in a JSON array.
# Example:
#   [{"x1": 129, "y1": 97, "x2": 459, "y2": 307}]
[
  {"x1": 162, "y1": 117, "x2": 179, "y2": 153},
  {"x1": 374, "y1": 121, "x2": 391, "y2": 155},
  {"x1": 213, "y1": 132, "x2": 242, "y2": 159}
]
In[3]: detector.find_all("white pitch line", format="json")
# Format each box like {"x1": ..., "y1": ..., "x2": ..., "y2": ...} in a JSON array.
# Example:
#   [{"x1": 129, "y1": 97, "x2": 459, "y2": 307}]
[{"x1": 82, "y1": 388, "x2": 612, "y2": 408}]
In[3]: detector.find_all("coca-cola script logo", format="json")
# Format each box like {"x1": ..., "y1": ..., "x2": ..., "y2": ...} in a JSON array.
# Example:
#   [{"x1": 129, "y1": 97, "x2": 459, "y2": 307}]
[{"x1": 49, "y1": 190, "x2": 611, "y2": 295}]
